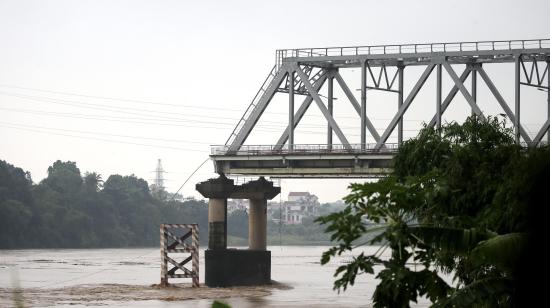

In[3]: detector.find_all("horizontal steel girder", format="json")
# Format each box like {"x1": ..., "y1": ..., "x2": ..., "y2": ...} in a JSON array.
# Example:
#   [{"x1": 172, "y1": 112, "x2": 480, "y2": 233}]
[
  {"x1": 281, "y1": 48, "x2": 550, "y2": 68},
  {"x1": 211, "y1": 150, "x2": 395, "y2": 178}
]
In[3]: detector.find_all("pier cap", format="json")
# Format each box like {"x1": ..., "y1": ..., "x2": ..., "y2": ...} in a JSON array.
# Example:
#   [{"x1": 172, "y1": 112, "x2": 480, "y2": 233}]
[
  {"x1": 230, "y1": 176, "x2": 281, "y2": 200},
  {"x1": 196, "y1": 174, "x2": 235, "y2": 198}
]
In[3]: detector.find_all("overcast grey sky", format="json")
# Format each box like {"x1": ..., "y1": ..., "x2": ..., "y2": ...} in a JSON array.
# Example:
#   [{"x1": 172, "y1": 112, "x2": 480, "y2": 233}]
[{"x1": 1, "y1": 0, "x2": 549, "y2": 202}]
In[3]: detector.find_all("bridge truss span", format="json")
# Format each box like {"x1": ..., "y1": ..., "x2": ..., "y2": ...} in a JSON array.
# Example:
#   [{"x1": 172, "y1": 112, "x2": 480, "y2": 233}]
[{"x1": 213, "y1": 39, "x2": 550, "y2": 178}]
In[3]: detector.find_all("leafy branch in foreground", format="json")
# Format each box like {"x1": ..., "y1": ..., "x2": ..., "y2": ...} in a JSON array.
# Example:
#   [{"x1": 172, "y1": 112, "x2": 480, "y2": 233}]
[{"x1": 317, "y1": 116, "x2": 549, "y2": 307}]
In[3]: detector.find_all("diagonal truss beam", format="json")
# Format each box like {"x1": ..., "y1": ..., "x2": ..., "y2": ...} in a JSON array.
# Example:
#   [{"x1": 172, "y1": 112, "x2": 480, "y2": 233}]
[
  {"x1": 477, "y1": 66, "x2": 532, "y2": 143},
  {"x1": 533, "y1": 118, "x2": 550, "y2": 144},
  {"x1": 166, "y1": 255, "x2": 193, "y2": 276},
  {"x1": 167, "y1": 255, "x2": 192, "y2": 275},
  {"x1": 274, "y1": 72, "x2": 328, "y2": 150},
  {"x1": 375, "y1": 64, "x2": 436, "y2": 149},
  {"x1": 442, "y1": 61, "x2": 485, "y2": 119},
  {"x1": 167, "y1": 230, "x2": 191, "y2": 250},
  {"x1": 228, "y1": 66, "x2": 289, "y2": 152},
  {"x1": 334, "y1": 71, "x2": 381, "y2": 142},
  {"x1": 295, "y1": 65, "x2": 352, "y2": 149},
  {"x1": 165, "y1": 230, "x2": 191, "y2": 250},
  {"x1": 428, "y1": 67, "x2": 472, "y2": 127}
]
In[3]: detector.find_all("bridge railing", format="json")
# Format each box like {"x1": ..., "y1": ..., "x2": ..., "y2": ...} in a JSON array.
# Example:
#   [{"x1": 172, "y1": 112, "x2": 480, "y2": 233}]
[
  {"x1": 276, "y1": 39, "x2": 550, "y2": 63},
  {"x1": 211, "y1": 143, "x2": 399, "y2": 156}
]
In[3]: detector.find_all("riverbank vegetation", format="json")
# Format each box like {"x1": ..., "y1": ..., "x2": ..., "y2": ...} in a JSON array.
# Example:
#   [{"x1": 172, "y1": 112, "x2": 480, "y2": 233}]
[
  {"x1": 318, "y1": 116, "x2": 550, "y2": 307},
  {"x1": 0, "y1": 160, "x2": 210, "y2": 248}
]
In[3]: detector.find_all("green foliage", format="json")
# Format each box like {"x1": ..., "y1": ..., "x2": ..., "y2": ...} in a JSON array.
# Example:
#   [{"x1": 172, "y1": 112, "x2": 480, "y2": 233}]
[
  {"x1": 211, "y1": 300, "x2": 231, "y2": 308},
  {"x1": 318, "y1": 116, "x2": 549, "y2": 307},
  {"x1": 435, "y1": 277, "x2": 514, "y2": 308},
  {"x1": 409, "y1": 226, "x2": 496, "y2": 255},
  {"x1": 470, "y1": 233, "x2": 526, "y2": 274},
  {"x1": 0, "y1": 159, "x2": 210, "y2": 248},
  {"x1": 44, "y1": 160, "x2": 83, "y2": 194}
]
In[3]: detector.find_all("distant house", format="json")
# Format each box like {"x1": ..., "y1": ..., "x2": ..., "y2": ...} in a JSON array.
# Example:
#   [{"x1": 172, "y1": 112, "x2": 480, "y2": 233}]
[
  {"x1": 227, "y1": 199, "x2": 248, "y2": 213},
  {"x1": 283, "y1": 192, "x2": 319, "y2": 224}
]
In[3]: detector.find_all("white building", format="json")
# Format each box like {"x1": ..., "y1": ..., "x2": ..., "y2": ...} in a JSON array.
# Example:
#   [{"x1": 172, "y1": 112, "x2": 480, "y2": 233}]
[
  {"x1": 227, "y1": 199, "x2": 248, "y2": 213},
  {"x1": 283, "y1": 192, "x2": 319, "y2": 224}
]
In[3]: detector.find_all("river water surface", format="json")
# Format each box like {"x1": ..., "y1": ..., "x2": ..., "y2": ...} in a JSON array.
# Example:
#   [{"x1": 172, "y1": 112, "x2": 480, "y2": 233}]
[{"x1": 0, "y1": 246, "x2": 430, "y2": 307}]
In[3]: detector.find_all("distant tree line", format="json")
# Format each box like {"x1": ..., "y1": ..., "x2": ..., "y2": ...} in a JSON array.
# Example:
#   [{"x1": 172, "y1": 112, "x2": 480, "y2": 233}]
[
  {"x1": 0, "y1": 159, "x2": 352, "y2": 249},
  {"x1": 0, "y1": 160, "x2": 211, "y2": 248}
]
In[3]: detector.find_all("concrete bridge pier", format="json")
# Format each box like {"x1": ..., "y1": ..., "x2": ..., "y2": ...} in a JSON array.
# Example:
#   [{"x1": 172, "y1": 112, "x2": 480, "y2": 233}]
[
  {"x1": 196, "y1": 175, "x2": 280, "y2": 287},
  {"x1": 208, "y1": 198, "x2": 228, "y2": 250},
  {"x1": 196, "y1": 174, "x2": 234, "y2": 251},
  {"x1": 248, "y1": 198, "x2": 267, "y2": 250},
  {"x1": 236, "y1": 177, "x2": 279, "y2": 251}
]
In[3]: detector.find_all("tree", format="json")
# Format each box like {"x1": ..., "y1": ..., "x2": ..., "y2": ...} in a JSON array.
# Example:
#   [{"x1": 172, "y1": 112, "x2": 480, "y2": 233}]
[
  {"x1": 83, "y1": 172, "x2": 103, "y2": 192},
  {"x1": 317, "y1": 116, "x2": 549, "y2": 307},
  {"x1": 0, "y1": 200, "x2": 32, "y2": 247},
  {"x1": 43, "y1": 160, "x2": 82, "y2": 194},
  {"x1": 0, "y1": 159, "x2": 212, "y2": 248},
  {"x1": 0, "y1": 160, "x2": 33, "y2": 205},
  {"x1": 0, "y1": 160, "x2": 34, "y2": 248}
]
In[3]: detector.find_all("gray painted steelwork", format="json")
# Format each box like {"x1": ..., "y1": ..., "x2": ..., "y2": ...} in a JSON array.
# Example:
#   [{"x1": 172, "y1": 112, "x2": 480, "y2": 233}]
[{"x1": 215, "y1": 39, "x2": 550, "y2": 178}]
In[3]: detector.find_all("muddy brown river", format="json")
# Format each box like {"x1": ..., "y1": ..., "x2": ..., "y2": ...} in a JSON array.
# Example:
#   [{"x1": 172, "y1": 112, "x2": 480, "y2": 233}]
[{"x1": 0, "y1": 246, "x2": 430, "y2": 307}]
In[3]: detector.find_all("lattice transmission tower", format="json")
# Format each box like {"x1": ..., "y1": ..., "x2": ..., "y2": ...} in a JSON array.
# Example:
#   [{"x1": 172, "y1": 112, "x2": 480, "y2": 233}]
[
  {"x1": 154, "y1": 159, "x2": 165, "y2": 189},
  {"x1": 150, "y1": 158, "x2": 167, "y2": 197}
]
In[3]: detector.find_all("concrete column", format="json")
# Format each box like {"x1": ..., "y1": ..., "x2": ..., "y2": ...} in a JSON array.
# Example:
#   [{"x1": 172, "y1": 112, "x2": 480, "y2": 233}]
[
  {"x1": 196, "y1": 175, "x2": 234, "y2": 251},
  {"x1": 249, "y1": 198, "x2": 267, "y2": 250},
  {"x1": 208, "y1": 198, "x2": 227, "y2": 250}
]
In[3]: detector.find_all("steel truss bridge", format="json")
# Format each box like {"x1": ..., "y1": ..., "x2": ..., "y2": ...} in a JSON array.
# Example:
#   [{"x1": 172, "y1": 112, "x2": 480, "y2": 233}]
[{"x1": 211, "y1": 39, "x2": 550, "y2": 178}]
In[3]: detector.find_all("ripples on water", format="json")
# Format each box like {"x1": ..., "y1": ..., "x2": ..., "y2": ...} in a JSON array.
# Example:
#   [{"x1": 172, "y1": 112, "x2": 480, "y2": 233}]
[{"x1": 0, "y1": 246, "x2": 430, "y2": 307}]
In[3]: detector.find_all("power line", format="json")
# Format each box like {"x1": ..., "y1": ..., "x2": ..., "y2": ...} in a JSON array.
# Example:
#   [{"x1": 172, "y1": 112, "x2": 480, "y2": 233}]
[
  {"x1": 169, "y1": 157, "x2": 211, "y2": 202},
  {"x1": 0, "y1": 121, "x2": 216, "y2": 144},
  {"x1": 0, "y1": 106, "x2": 239, "y2": 129},
  {"x1": 0, "y1": 83, "x2": 244, "y2": 111},
  {"x1": 0, "y1": 124, "x2": 210, "y2": 152},
  {"x1": 0, "y1": 90, "x2": 243, "y2": 123},
  {"x1": 0, "y1": 105, "x2": 321, "y2": 133},
  {"x1": 0, "y1": 97, "x2": 240, "y2": 126},
  {"x1": 0, "y1": 84, "x2": 439, "y2": 122},
  {"x1": 6, "y1": 83, "x2": 537, "y2": 128},
  {"x1": 0, "y1": 90, "x2": 382, "y2": 127},
  {"x1": 0, "y1": 106, "x2": 425, "y2": 134}
]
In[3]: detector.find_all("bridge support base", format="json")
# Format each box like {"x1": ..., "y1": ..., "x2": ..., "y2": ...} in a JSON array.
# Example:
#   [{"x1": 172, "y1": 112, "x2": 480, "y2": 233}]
[
  {"x1": 196, "y1": 175, "x2": 280, "y2": 287},
  {"x1": 205, "y1": 249, "x2": 271, "y2": 287}
]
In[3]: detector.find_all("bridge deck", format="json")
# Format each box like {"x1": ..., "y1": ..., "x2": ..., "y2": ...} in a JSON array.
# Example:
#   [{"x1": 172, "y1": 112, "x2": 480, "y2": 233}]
[{"x1": 211, "y1": 144, "x2": 397, "y2": 178}]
